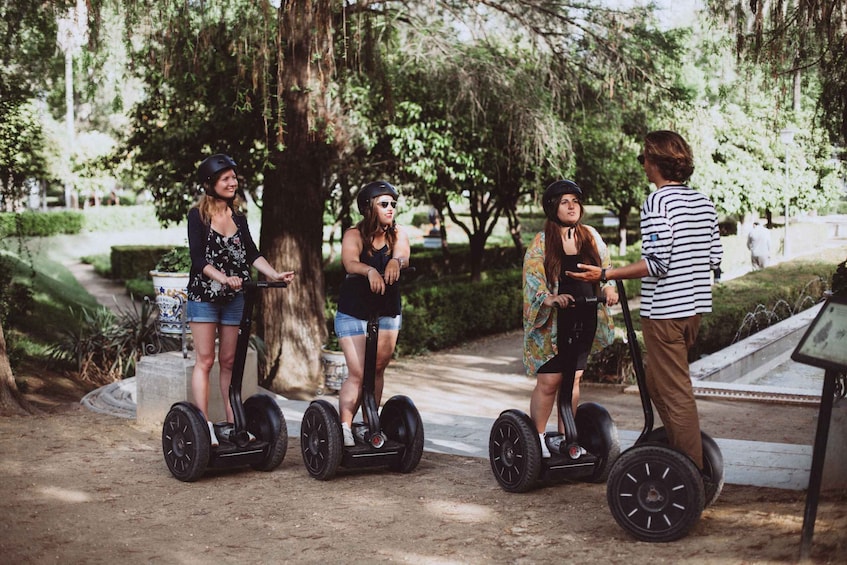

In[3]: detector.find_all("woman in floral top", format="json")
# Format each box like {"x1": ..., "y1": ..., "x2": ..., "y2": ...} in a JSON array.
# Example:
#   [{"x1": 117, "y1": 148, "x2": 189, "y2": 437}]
[
  {"x1": 186, "y1": 154, "x2": 295, "y2": 447},
  {"x1": 523, "y1": 180, "x2": 618, "y2": 458}
]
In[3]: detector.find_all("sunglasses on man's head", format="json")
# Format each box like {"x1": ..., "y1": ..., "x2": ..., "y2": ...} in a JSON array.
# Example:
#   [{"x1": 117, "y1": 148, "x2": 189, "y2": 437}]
[{"x1": 377, "y1": 200, "x2": 398, "y2": 209}]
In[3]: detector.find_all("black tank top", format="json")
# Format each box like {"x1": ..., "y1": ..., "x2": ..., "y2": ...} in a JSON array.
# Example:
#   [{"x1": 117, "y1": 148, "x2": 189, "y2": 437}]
[
  {"x1": 337, "y1": 244, "x2": 401, "y2": 320},
  {"x1": 557, "y1": 255, "x2": 597, "y2": 346}
]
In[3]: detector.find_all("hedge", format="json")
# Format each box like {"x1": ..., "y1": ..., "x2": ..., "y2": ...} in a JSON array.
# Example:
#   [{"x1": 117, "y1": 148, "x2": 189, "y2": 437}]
[
  {"x1": 110, "y1": 245, "x2": 177, "y2": 281},
  {"x1": 0, "y1": 211, "x2": 84, "y2": 237}
]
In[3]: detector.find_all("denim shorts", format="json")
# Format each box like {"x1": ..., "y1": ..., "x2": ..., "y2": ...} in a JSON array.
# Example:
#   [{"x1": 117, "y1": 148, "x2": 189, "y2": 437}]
[
  {"x1": 186, "y1": 293, "x2": 245, "y2": 326},
  {"x1": 334, "y1": 311, "x2": 402, "y2": 337}
]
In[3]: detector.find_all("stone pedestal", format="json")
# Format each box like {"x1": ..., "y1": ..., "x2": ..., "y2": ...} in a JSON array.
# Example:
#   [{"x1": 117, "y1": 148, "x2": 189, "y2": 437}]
[{"x1": 136, "y1": 348, "x2": 258, "y2": 427}]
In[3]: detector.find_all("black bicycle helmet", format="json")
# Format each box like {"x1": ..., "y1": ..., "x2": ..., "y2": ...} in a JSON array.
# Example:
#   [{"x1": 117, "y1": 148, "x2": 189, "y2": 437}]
[
  {"x1": 542, "y1": 180, "x2": 583, "y2": 224},
  {"x1": 198, "y1": 153, "x2": 237, "y2": 183},
  {"x1": 356, "y1": 180, "x2": 399, "y2": 215}
]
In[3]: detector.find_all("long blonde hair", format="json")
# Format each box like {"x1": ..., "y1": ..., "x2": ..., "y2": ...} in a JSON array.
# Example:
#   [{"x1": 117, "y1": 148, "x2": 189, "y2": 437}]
[{"x1": 193, "y1": 169, "x2": 246, "y2": 224}]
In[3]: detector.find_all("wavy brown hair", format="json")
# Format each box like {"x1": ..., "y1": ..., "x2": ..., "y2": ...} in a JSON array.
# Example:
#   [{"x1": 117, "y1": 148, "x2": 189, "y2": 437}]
[
  {"x1": 356, "y1": 200, "x2": 397, "y2": 257},
  {"x1": 543, "y1": 218, "x2": 601, "y2": 294},
  {"x1": 644, "y1": 130, "x2": 694, "y2": 182}
]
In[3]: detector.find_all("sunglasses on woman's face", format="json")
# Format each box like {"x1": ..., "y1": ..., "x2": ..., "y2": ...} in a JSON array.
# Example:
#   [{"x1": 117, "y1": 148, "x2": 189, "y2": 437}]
[
  {"x1": 637, "y1": 154, "x2": 645, "y2": 165},
  {"x1": 377, "y1": 200, "x2": 398, "y2": 209}
]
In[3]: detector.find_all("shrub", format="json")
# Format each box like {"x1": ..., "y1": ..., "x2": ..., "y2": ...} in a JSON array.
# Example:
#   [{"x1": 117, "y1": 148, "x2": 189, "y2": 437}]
[
  {"x1": 0, "y1": 210, "x2": 84, "y2": 237},
  {"x1": 47, "y1": 300, "x2": 180, "y2": 384},
  {"x1": 154, "y1": 246, "x2": 191, "y2": 273},
  {"x1": 398, "y1": 270, "x2": 522, "y2": 355},
  {"x1": 110, "y1": 245, "x2": 176, "y2": 280}
]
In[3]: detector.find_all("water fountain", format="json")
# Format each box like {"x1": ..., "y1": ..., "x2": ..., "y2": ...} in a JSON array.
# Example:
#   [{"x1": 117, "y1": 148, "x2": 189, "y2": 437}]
[{"x1": 691, "y1": 277, "x2": 830, "y2": 404}]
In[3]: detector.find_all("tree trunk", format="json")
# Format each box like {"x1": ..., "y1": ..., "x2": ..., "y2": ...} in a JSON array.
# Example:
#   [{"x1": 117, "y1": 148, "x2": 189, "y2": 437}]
[
  {"x1": 468, "y1": 231, "x2": 486, "y2": 282},
  {"x1": 618, "y1": 209, "x2": 630, "y2": 257},
  {"x1": 259, "y1": 0, "x2": 336, "y2": 398},
  {"x1": 0, "y1": 321, "x2": 32, "y2": 416}
]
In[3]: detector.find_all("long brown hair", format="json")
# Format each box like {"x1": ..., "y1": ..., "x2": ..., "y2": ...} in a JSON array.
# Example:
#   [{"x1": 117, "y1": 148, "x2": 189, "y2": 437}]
[
  {"x1": 356, "y1": 200, "x2": 397, "y2": 256},
  {"x1": 543, "y1": 219, "x2": 601, "y2": 292}
]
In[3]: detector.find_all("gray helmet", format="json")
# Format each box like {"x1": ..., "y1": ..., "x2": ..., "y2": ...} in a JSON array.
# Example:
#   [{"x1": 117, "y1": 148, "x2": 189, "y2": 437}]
[
  {"x1": 356, "y1": 180, "x2": 399, "y2": 215},
  {"x1": 197, "y1": 154, "x2": 237, "y2": 185},
  {"x1": 542, "y1": 180, "x2": 583, "y2": 223}
]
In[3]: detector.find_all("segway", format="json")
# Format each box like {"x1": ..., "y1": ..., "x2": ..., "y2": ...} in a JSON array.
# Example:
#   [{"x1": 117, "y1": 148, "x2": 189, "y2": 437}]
[
  {"x1": 161, "y1": 281, "x2": 289, "y2": 482},
  {"x1": 489, "y1": 295, "x2": 621, "y2": 493},
  {"x1": 606, "y1": 280, "x2": 724, "y2": 542},
  {"x1": 300, "y1": 270, "x2": 424, "y2": 480}
]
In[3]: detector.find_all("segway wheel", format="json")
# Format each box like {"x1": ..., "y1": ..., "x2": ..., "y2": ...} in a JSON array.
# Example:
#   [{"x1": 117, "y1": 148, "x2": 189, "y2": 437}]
[
  {"x1": 162, "y1": 404, "x2": 210, "y2": 482},
  {"x1": 488, "y1": 410, "x2": 541, "y2": 493},
  {"x1": 646, "y1": 427, "x2": 724, "y2": 508},
  {"x1": 381, "y1": 395, "x2": 424, "y2": 473},
  {"x1": 575, "y1": 402, "x2": 621, "y2": 483},
  {"x1": 244, "y1": 394, "x2": 288, "y2": 472},
  {"x1": 300, "y1": 400, "x2": 342, "y2": 480},
  {"x1": 606, "y1": 445, "x2": 705, "y2": 542}
]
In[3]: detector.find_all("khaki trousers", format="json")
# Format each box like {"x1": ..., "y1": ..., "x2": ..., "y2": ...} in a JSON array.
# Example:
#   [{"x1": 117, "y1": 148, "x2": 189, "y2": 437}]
[{"x1": 641, "y1": 315, "x2": 703, "y2": 469}]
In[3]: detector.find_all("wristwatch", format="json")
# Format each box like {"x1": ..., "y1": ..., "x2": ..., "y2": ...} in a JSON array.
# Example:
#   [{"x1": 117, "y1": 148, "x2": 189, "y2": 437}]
[{"x1": 600, "y1": 268, "x2": 607, "y2": 283}]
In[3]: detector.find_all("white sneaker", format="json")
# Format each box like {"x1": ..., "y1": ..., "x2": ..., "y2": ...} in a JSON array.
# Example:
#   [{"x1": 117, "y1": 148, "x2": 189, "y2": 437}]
[
  {"x1": 208, "y1": 421, "x2": 219, "y2": 447},
  {"x1": 353, "y1": 423, "x2": 368, "y2": 444},
  {"x1": 539, "y1": 433, "x2": 551, "y2": 459},
  {"x1": 341, "y1": 423, "x2": 355, "y2": 447}
]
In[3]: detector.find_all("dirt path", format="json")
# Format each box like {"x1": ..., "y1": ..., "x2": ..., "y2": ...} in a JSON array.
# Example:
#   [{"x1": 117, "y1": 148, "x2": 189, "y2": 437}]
[
  {"x1": 0, "y1": 406, "x2": 844, "y2": 564},
  {"x1": 2, "y1": 360, "x2": 846, "y2": 564}
]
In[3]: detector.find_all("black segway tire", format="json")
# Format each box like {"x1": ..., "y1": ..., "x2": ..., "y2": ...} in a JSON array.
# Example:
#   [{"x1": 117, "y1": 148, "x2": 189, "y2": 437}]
[
  {"x1": 606, "y1": 444, "x2": 705, "y2": 543},
  {"x1": 381, "y1": 395, "x2": 424, "y2": 473},
  {"x1": 162, "y1": 403, "x2": 210, "y2": 482},
  {"x1": 300, "y1": 400, "x2": 343, "y2": 480},
  {"x1": 646, "y1": 427, "x2": 724, "y2": 508},
  {"x1": 574, "y1": 402, "x2": 621, "y2": 483},
  {"x1": 244, "y1": 394, "x2": 288, "y2": 472},
  {"x1": 488, "y1": 410, "x2": 541, "y2": 493}
]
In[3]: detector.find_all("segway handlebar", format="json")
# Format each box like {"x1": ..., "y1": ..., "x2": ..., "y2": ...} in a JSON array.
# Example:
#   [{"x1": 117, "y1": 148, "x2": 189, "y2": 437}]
[
  {"x1": 555, "y1": 295, "x2": 607, "y2": 307},
  {"x1": 242, "y1": 280, "x2": 289, "y2": 289}
]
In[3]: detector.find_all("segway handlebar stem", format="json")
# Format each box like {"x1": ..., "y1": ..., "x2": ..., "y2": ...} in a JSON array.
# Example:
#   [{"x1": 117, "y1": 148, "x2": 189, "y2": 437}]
[{"x1": 614, "y1": 280, "x2": 654, "y2": 442}]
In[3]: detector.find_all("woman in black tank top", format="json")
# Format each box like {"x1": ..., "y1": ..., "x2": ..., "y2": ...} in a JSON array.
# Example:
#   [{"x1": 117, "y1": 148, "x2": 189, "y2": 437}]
[
  {"x1": 335, "y1": 181, "x2": 411, "y2": 447},
  {"x1": 523, "y1": 180, "x2": 618, "y2": 458}
]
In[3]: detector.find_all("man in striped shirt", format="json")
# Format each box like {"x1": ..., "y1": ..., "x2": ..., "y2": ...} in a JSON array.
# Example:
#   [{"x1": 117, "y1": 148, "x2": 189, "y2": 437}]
[{"x1": 567, "y1": 130, "x2": 722, "y2": 469}]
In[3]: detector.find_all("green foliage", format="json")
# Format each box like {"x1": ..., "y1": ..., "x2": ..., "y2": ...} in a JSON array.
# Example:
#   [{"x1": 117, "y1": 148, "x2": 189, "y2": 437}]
[
  {"x1": 0, "y1": 211, "x2": 84, "y2": 238},
  {"x1": 832, "y1": 259, "x2": 847, "y2": 297},
  {"x1": 110, "y1": 245, "x2": 179, "y2": 280},
  {"x1": 125, "y1": 278, "x2": 156, "y2": 301},
  {"x1": 153, "y1": 246, "x2": 191, "y2": 273},
  {"x1": 0, "y1": 259, "x2": 34, "y2": 329},
  {"x1": 81, "y1": 254, "x2": 112, "y2": 278},
  {"x1": 80, "y1": 205, "x2": 170, "y2": 233},
  {"x1": 47, "y1": 299, "x2": 179, "y2": 384},
  {"x1": 398, "y1": 270, "x2": 522, "y2": 355},
  {"x1": 695, "y1": 259, "x2": 835, "y2": 358},
  {"x1": 3, "y1": 245, "x2": 99, "y2": 344},
  {"x1": 324, "y1": 244, "x2": 523, "y2": 295},
  {"x1": 0, "y1": 100, "x2": 50, "y2": 206}
]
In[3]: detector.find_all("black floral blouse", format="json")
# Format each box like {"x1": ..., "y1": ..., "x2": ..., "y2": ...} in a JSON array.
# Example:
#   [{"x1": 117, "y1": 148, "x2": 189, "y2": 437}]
[{"x1": 186, "y1": 207, "x2": 262, "y2": 304}]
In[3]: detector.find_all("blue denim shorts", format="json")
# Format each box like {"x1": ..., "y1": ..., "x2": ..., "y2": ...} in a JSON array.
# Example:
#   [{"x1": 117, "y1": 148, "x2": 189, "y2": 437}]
[
  {"x1": 334, "y1": 311, "x2": 402, "y2": 337},
  {"x1": 186, "y1": 292, "x2": 245, "y2": 326}
]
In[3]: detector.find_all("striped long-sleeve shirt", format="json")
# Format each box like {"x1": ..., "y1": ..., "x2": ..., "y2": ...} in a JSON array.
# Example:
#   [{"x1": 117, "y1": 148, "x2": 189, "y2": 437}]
[{"x1": 640, "y1": 185, "x2": 722, "y2": 319}]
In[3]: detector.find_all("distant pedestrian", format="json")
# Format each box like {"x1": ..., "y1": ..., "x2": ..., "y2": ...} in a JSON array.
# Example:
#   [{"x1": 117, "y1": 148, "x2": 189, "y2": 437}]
[{"x1": 747, "y1": 219, "x2": 770, "y2": 270}]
